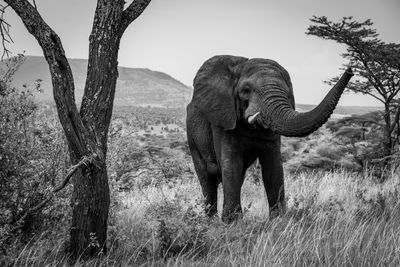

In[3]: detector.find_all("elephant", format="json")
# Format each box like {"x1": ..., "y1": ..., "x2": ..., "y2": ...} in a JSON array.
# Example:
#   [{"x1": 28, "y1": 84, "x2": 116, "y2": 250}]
[{"x1": 186, "y1": 55, "x2": 353, "y2": 223}]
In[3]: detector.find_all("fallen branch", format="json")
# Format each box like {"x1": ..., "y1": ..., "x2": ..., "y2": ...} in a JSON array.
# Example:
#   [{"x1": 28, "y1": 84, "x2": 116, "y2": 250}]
[
  {"x1": 10, "y1": 155, "x2": 95, "y2": 231},
  {"x1": 371, "y1": 152, "x2": 400, "y2": 163}
]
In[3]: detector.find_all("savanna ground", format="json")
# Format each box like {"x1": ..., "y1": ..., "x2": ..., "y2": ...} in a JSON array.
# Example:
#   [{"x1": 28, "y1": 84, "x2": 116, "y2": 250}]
[{"x1": 2, "y1": 99, "x2": 400, "y2": 266}]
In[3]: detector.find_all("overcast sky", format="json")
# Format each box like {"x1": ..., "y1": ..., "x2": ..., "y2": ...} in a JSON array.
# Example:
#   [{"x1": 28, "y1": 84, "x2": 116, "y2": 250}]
[{"x1": 4, "y1": 0, "x2": 400, "y2": 106}]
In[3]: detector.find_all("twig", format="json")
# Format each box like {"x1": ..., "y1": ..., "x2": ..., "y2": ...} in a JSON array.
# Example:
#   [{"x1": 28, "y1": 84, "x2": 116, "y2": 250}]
[
  {"x1": 146, "y1": 147, "x2": 169, "y2": 180},
  {"x1": 0, "y1": 4, "x2": 12, "y2": 59},
  {"x1": 10, "y1": 155, "x2": 95, "y2": 231}
]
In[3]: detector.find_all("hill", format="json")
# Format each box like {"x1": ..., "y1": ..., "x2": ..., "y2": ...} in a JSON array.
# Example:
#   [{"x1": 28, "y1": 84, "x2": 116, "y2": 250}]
[
  {"x1": 0, "y1": 55, "x2": 382, "y2": 115},
  {"x1": 0, "y1": 56, "x2": 192, "y2": 108}
]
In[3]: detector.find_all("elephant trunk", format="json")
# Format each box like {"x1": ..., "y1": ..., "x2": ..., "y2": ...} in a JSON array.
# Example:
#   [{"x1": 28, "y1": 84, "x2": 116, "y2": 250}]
[{"x1": 260, "y1": 68, "x2": 353, "y2": 137}]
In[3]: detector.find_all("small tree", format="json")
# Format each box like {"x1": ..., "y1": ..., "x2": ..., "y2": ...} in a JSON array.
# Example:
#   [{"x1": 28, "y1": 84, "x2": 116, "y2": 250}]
[
  {"x1": 307, "y1": 16, "x2": 400, "y2": 162},
  {"x1": 326, "y1": 112, "x2": 384, "y2": 169},
  {"x1": 1, "y1": 0, "x2": 152, "y2": 259}
]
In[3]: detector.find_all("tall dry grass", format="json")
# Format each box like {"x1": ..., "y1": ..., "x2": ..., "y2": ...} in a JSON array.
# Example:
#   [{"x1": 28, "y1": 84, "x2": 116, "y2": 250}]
[{"x1": 9, "y1": 169, "x2": 400, "y2": 266}]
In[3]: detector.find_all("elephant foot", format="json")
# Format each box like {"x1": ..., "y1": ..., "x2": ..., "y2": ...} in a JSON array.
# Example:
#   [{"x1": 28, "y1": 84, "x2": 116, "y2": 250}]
[
  {"x1": 268, "y1": 209, "x2": 280, "y2": 220},
  {"x1": 221, "y1": 207, "x2": 242, "y2": 224}
]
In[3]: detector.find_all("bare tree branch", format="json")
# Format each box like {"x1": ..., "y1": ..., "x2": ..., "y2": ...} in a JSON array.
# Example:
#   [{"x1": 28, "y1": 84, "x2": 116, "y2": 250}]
[
  {"x1": 31, "y1": 0, "x2": 37, "y2": 10},
  {"x1": 347, "y1": 85, "x2": 386, "y2": 103},
  {"x1": 0, "y1": 4, "x2": 12, "y2": 59},
  {"x1": 120, "y1": 0, "x2": 152, "y2": 34},
  {"x1": 371, "y1": 152, "x2": 400, "y2": 163}
]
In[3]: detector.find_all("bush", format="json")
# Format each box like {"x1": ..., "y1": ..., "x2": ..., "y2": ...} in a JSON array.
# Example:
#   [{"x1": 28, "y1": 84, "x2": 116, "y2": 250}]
[
  {"x1": 283, "y1": 127, "x2": 365, "y2": 173},
  {"x1": 0, "y1": 57, "x2": 70, "y2": 260}
]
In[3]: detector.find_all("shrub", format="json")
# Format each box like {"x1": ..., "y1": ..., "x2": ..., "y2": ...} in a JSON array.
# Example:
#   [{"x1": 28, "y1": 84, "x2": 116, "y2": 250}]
[{"x1": 0, "y1": 57, "x2": 70, "y2": 260}]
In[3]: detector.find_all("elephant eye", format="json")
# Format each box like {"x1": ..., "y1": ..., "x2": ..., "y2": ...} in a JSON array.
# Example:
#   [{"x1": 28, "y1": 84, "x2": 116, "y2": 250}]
[
  {"x1": 242, "y1": 87, "x2": 251, "y2": 95},
  {"x1": 239, "y1": 87, "x2": 251, "y2": 100}
]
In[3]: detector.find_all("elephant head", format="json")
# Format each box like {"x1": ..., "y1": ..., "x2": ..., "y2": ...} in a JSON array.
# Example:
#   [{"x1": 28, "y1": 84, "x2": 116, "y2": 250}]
[{"x1": 192, "y1": 55, "x2": 353, "y2": 136}]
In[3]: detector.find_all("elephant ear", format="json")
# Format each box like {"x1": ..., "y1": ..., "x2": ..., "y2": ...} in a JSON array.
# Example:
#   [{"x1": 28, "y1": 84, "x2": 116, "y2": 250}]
[
  {"x1": 281, "y1": 67, "x2": 296, "y2": 109},
  {"x1": 192, "y1": 55, "x2": 248, "y2": 130}
]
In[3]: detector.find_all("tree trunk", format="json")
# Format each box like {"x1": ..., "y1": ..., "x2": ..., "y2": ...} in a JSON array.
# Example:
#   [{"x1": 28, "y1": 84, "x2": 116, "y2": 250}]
[
  {"x1": 383, "y1": 104, "x2": 393, "y2": 157},
  {"x1": 69, "y1": 1, "x2": 124, "y2": 258},
  {"x1": 380, "y1": 104, "x2": 394, "y2": 175},
  {"x1": 69, "y1": 161, "x2": 109, "y2": 257},
  {"x1": 5, "y1": 0, "x2": 152, "y2": 260}
]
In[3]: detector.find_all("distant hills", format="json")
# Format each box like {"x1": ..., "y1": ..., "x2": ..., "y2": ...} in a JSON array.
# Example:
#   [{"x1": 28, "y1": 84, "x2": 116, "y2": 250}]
[
  {"x1": 0, "y1": 56, "x2": 192, "y2": 108},
  {"x1": 0, "y1": 55, "x2": 381, "y2": 115},
  {"x1": 296, "y1": 104, "x2": 381, "y2": 116}
]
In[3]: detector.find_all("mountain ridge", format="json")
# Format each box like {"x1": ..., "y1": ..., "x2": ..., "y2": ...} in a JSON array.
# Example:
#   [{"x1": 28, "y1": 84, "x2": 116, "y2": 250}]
[{"x1": 0, "y1": 55, "x2": 192, "y2": 108}]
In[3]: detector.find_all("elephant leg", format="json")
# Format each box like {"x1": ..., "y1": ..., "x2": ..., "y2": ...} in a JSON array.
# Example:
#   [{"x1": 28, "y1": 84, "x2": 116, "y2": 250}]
[
  {"x1": 187, "y1": 104, "x2": 220, "y2": 217},
  {"x1": 220, "y1": 136, "x2": 245, "y2": 223},
  {"x1": 187, "y1": 129, "x2": 220, "y2": 215},
  {"x1": 259, "y1": 140, "x2": 286, "y2": 218},
  {"x1": 190, "y1": 146, "x2": 219, "y2": 216},
  {"x1": 203, "y1": 175, "x2": 219, "y2": 217}
]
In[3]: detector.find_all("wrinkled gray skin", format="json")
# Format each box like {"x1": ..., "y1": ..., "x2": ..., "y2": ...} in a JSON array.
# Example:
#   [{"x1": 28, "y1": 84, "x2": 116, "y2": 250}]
[{"x1": 186, "y1": 55, "x2": 353, "y2": 223}]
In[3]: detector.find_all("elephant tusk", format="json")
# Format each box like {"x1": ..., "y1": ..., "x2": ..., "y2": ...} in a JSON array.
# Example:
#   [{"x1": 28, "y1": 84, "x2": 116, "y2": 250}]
[{"x1": 247, "y1": 112, "x2": 260, "y2": 124}]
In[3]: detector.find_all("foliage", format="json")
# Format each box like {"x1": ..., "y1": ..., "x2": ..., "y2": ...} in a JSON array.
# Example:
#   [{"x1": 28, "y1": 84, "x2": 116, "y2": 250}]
[
  {"x1": 113, "y1": 106, "x2": 186, "y2": 130},
  {"x1": 307, "y1": 16, "x2": 400, "y2": 161},
  {"x1": 326, "y1": 112, "x2": 387, "y2": 169},
  {"x1": 107, "y1": 107, "x2": 190, "y2": 193},
  {"x1": 282, "y1": 127, "x2": 357, "y2": 173},
  {"x1": 0, "y1": 57, "x2": 70, "y2": 261}
]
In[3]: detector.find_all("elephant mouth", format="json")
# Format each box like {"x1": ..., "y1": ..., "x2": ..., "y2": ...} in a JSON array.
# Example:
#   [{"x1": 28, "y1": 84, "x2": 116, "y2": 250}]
[{"x1": 247, "y1": 112, "x2": 260, "y2": 124}]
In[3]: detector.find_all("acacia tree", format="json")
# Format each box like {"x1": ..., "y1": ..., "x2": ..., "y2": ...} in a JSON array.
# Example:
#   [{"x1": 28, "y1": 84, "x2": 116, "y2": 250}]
[
  {"x1": 1, "y1": 0, "x2": 152, "y2": 259},
  {"x1": 326, "y1": 112, "x2": 384, "y2": 169},
  {"x1": 307, "y1": 16, "x2": 400, "y2": 160}
]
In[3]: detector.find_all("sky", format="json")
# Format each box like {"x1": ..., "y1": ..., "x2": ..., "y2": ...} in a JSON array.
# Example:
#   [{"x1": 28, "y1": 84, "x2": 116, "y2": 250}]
[{"x1": 3, "y1": 0, "x2": 400, "y2": 106}]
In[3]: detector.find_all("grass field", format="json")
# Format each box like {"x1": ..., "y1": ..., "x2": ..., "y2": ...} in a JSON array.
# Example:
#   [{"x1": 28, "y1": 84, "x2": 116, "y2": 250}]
[
  {"x1": 3, "y1": 104, "x2": 399, "y2": 266},
  {"x1": 9, "y1": 168, "x2": 400, "y2": 266}
]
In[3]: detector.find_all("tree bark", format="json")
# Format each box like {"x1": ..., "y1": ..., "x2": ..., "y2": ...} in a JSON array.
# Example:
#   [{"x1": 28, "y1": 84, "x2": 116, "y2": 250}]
[
  {"x1": 5, "y1": 0, "x2": 152, "y2": 260},
  {"x1": 381, "y1": 104, "x2": 393, "y2": 172},
  {"x1": 69, "y1": 162, "x2": 110, "y2": 257},
  {"x1": 70, "y1": 0, "x2": 125, "y2": 258}
]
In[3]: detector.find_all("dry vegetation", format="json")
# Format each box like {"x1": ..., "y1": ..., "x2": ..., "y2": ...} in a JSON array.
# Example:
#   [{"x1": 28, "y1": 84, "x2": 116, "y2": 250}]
[
  {"x1": 8, "y1": 170, "x2": 400, "y2": 266},
  {"x1": 1, "y1": 87, "x2": 400, "y2": 266}
]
